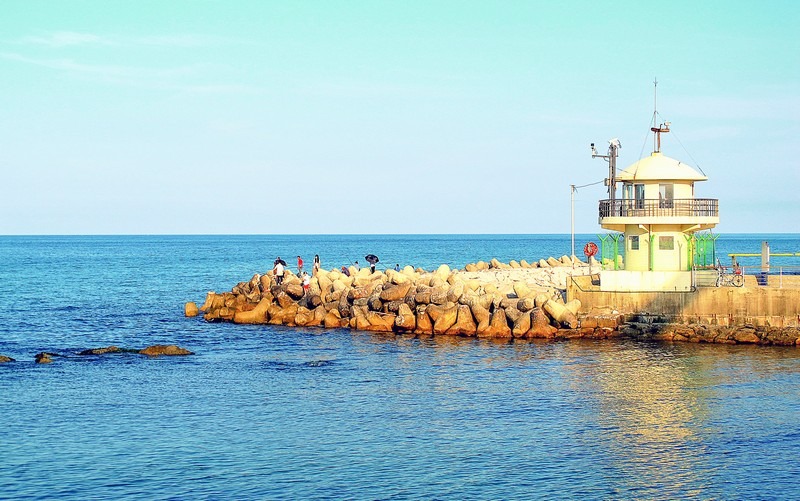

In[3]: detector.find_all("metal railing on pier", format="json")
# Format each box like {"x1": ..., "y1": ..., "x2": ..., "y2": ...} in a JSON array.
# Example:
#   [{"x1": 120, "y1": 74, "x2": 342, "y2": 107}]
[
  {"x1": 696, "y1": 264, "x2": 800, "y2": 288},
  {"x1": 726, "y1": 241, "x2": 800, "y2": 287},
  {"x1": 742, "y1": 266, "x2": 800, "y2": 287}
]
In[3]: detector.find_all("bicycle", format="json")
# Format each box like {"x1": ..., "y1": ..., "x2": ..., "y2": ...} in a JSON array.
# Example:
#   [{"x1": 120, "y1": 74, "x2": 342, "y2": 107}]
[{"x1": 716, "y1": 264, "x2": 744, "y2": 287}]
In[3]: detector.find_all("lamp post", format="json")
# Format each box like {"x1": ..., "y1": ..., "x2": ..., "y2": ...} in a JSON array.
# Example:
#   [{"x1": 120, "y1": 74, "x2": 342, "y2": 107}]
[
  {"x1": 570, "y1": 180, "x2": 605, "y2": 268},
  {"x1": 571, "y1": 184, "x2": 576, "y2": 267}
]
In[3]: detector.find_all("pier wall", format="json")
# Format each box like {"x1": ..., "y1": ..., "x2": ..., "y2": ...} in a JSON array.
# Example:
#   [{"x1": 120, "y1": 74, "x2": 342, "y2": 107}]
[{"x1": 568, "y1": 275, "x2": 800, "y2": 328}]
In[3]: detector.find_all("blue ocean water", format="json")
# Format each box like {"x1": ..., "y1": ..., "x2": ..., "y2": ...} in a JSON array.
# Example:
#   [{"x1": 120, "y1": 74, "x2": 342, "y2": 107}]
[{"x1": 1, "y1": 234, "x2": 799, "y2": 500}]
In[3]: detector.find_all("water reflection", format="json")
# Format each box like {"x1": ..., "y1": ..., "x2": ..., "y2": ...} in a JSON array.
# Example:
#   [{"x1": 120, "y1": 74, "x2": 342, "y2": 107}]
[
  {"x1": 345, "y1": 334, "x2": 800, "y2": 497},
  {"x1": 563, "y1": 342, "x2": 707, "y2": 494}
]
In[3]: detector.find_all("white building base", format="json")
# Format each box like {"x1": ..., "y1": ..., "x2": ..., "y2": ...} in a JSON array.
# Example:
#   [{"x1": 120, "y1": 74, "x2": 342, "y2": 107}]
[{"x1": 600, "y1": 270, "x2": 693, "y2": 292}]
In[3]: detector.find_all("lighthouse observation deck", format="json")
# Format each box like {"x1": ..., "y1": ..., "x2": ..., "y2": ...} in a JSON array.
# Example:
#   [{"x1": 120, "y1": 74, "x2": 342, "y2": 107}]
[{"x1": 599, "y1": 198, "x2": 719, "y2": 225}]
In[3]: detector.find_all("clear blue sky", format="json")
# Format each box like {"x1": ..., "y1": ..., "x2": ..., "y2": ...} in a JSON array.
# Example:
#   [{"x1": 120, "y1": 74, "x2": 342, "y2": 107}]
[{"x1": 1, "y1": 1, "x2": 798, "y2": 234}]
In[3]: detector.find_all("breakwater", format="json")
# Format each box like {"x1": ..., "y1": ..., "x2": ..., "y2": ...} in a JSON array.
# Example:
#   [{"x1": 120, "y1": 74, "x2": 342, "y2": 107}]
[
  {"x1": 192, "y1": 256, "x2": 598, "y2": 339},
  {"x1": 192, "y1": 256, "x2": 800, "y2": 347}
]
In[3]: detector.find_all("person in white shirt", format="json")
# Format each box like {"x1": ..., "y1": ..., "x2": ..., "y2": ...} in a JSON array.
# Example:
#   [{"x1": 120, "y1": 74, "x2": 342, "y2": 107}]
[{"x1": 274, "y1": 260, "x2": 285, "y2": 285}]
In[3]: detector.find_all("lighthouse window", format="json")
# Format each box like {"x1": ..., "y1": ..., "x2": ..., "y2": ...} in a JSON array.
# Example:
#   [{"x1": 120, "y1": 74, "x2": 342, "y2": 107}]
[
  {"x1": 629, "y1": 235, "x2": 640, "y2": 250},
  {"x1": 659, "y1": 236, "x2": 674, "y2": 250},
  {"x1": 659, "y1": 184, "x2": 674, "y2": 208},
  {"x1": 634, "y1": 184, "x2": 645, "y2": 209},
  {"x1": 623, "y1": 183, "x2": 633, "y2": 200}
]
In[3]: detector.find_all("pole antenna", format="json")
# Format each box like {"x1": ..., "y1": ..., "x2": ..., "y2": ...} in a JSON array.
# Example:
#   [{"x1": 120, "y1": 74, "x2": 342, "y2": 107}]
[
  {"x1": 653, "y1": 77, "x2": 658, "y2": 120},
  {"x1": 649, "y1": 78, "x2": 670, "y2": 153}
]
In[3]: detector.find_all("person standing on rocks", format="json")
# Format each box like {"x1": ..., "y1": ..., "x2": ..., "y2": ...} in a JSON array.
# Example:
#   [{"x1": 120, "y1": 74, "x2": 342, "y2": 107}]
[
  {"x1": 297, "y1": 255, "x2": 304, "y2": 274},
  {"x1": 302, "y1": 272, "x2": 310, "y2": 293},
  {"x1": 313, "y1": 254, "x2": 320, "y2": 275},
  {"x1": 274, "y1": 259, "x2": 285, "y2": 285}
]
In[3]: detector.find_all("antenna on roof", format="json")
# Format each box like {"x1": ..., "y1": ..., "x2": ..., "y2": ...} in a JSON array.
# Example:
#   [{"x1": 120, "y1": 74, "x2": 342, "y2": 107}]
[
  {"x1": 649, "y1": 78, "x2": 670, "y2": 153},
  {"x1": 653, "y1": 77, "x2": 658, "y2": 119}
]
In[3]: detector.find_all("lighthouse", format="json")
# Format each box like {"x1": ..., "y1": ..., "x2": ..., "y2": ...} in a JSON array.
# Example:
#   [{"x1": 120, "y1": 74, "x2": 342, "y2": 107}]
[{"x1": 593, "y1": 117, "x2": 719, "y2": 292}]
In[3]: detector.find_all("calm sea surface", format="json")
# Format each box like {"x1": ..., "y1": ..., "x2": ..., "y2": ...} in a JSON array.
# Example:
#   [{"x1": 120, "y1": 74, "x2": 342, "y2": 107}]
[{"x1": 1, "y1": 234, "x2": 799, "y2": 500}]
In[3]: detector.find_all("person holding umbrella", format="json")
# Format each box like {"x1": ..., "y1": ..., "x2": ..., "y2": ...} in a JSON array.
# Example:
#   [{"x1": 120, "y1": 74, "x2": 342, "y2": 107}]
[{"x1": 365, "y1": 254, "x2": 379, "y2": 274}]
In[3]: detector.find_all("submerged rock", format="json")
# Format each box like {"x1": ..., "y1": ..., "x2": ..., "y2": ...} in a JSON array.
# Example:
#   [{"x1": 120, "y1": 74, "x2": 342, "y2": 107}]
[
  {"x1": 78, "y1": 346, "x2": 123, "y2": 355},
  {"x1": 35, "y1": 352, "x2": 59, "y2": 364},
  {"x1": 139, "y1": 345, "x2": 194, "y2": 357},
  {"x1": 0, "y1": 355, "x2": 15, "y2": 363}
]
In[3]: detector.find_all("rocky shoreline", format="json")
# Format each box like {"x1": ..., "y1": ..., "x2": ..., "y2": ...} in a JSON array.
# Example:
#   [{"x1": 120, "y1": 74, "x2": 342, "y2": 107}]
[
  {"x1": 617, "y1": 319, "x2": 800, "y2": 346},
  {"x1": 188, "y1": 257, "x2": 800, "y2": 347}
]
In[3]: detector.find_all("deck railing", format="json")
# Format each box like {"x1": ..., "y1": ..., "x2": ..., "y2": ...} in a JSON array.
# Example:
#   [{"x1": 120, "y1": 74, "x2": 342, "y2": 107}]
[{"x1": 599, "y1": 198, "x2": 718, "y2": 219}]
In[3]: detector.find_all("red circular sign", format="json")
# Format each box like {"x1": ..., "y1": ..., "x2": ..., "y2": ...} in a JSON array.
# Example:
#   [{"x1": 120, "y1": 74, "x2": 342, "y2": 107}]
[{"x1": 583, "y1": 242, "x2": 598, "y2": 257}]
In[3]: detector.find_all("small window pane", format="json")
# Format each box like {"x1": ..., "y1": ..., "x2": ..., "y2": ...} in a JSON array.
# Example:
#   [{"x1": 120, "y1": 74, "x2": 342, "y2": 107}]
[
  {"x1": 630, "y1": 235, "x2": 639, "y2": 250},
  {"x1": 635, "y1": 184, "x2": 645, "y2": 209},
  {"x1": 659, "y1": 236, "x2": 674, "y2": 250},
  {"x1": 659, "y1": 184, "x2": 674, "y2": 208}
]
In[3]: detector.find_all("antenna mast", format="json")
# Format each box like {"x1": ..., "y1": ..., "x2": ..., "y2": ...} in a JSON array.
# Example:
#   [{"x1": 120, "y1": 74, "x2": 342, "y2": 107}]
[
  {"x1": 649, "y1": 77, "x2": 670, "y2": 153},
  {"x1": 653, "y1": 77, "x2": 658, "y2": 121}
]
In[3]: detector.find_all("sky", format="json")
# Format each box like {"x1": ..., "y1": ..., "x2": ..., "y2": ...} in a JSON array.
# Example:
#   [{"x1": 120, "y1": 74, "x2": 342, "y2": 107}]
[{"x1": 1, "y1": 0, "x2": 798, "y2": 235}]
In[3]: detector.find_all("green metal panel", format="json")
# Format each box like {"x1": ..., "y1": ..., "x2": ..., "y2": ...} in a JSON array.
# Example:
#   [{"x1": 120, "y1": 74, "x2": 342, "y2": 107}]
[
  {"x1": 692, "y1": 232, "x2": 718, "y2": 268},
  {"x1": 598, "y1": 233, "x2": 624, "y2": 270},
  {"x1": 684, "y1": 234, "x2": 694, "y2": 271}
]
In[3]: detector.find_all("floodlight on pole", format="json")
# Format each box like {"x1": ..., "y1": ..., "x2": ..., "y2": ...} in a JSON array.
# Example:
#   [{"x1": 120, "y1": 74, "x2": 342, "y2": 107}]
[{"x1": 591, "y1": 138, "x2": 621, "y2": 202}]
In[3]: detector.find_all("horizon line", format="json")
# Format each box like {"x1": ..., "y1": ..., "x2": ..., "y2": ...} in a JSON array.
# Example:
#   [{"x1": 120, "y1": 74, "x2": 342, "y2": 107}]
[{"x1": 1, "y1": 232, "x2": 798, "y2": 238}]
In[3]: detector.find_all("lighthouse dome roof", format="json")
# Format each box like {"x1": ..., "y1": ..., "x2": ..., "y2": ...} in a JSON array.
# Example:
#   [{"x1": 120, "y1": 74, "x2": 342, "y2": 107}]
[{"x1": 616, "y1": 152, "x2": 707, "y2": 182}]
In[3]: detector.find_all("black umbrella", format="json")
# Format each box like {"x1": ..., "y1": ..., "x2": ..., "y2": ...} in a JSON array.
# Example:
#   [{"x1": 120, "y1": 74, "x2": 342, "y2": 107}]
[{"x1": 364, "y1": 254, "x2": 379, "y2": 264}]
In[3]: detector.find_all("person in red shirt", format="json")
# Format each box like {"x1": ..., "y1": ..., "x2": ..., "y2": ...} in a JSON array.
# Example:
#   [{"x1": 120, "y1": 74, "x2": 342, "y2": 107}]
[{"x1": 297, "y1": 256, "x2": 304, "y2": 274}]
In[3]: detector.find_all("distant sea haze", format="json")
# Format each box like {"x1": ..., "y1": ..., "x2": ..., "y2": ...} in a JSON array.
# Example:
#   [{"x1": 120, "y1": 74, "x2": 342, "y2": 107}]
[{"x1": 0, "y1": 234, "x2": 798, "y2": 499}]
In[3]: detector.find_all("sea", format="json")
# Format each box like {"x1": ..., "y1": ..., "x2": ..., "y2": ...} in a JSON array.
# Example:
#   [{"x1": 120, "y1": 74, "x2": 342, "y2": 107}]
[{"x1": 1, "y1": 234, "x2": 799, "y2": 500}]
